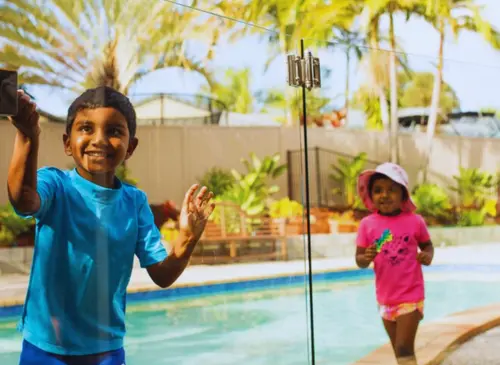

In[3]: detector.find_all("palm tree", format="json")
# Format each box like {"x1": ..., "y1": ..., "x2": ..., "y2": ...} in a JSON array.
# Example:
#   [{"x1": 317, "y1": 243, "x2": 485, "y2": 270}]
[
  {"x1": 202, "y1": 68, "x2": 255, "y2": 114},
  {"x1": 422, "y1": 0, "x2": 500, "y2": 181},
  {"x1": 329, "y1": 28, "x2": 368, "y2": 126},
  {"x1": 355, "y1": 47, "x2": 411, "y2": 129},
  {"x1": 256, "y1": 88, "x2": 331, "y2": 125},
  {"x1": 361, "y1": 0, "x2": 424, "y2": 162},
  {"x1": 215, "y1": 0, "x2": 356, "y2": 125},
  {"x1": 0, "y1": 0, "x2": 216, "y2": 95}
]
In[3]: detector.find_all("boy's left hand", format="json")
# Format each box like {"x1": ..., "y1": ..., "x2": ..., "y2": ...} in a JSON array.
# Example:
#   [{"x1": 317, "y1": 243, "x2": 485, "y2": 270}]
[
  {"x1": 178, "y1": 184, "x2": 215, "y2": 245},
  {"x1": 417, "y1": 251, "x2": 433, "y2": 266}
]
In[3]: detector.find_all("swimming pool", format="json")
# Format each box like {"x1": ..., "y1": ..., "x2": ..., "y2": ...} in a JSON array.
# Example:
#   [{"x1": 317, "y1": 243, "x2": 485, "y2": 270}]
[{"x1": 0, "y1": 265, "x2": 499, "y2": 365}]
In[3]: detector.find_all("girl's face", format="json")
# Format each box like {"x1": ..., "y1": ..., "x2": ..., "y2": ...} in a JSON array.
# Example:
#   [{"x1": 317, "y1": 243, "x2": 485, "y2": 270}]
[{"x1": 370, "y1": 177, "x2": 405, "y2": 215}]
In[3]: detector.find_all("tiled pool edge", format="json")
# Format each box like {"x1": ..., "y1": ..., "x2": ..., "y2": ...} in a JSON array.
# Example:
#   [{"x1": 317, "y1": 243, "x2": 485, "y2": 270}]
[
  {"x1": 0, "y1": 266, "x2": 366, "y2": 316},
  {"x1": 0, "y1": 264, "x2": 499, "y2": 317},
  {"x1": 353, "y1": 303, "x2": 500, "y2": 365}
]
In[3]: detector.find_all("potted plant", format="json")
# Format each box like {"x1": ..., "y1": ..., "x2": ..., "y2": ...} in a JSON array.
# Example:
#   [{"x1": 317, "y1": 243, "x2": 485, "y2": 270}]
[
  {"x1": 450, "y1": 168, "x2": 497, "y2": 227},
  {"x1": 309, "y1": 207, "x2": 331, "y2": 234},
  {"x1": 330, "y1": 152, "x2": 367, "y2": 208},
  {"x1": 411, "y1": 183, "x2": 453, "y2": 226},
  {"x1": 0, "y1": 204, "x2": 35, "y2": 247},
  {"x1": 269, "y1": 198, "x2": 304, "y2": 235},
  {"x1": 328, "y1": 210, "x2": 358, "y2": 233},
  {"x1": 160, "y1": 219, "x2": 179, "y2": 243}
]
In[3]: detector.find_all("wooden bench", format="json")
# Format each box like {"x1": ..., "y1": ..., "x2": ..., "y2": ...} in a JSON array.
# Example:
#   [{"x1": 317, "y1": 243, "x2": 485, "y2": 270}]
[{"x1": 190, "y1": 202, "x2": 288, "y2": 265}]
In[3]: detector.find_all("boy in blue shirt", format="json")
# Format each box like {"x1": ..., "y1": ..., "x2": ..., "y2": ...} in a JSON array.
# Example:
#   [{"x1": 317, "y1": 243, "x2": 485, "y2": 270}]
[{"x1": 7, "y1": 86, "x2": 214, "y2": 365}]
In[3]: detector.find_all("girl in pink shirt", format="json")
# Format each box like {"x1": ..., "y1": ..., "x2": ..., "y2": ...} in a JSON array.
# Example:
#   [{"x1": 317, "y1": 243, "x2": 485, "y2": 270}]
[{"x1": 355, "y1": 163, "x2": 434, "y2": 365}]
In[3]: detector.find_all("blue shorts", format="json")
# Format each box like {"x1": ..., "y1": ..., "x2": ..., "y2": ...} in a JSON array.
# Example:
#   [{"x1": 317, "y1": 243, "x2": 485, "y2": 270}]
[{"x1": 19, "y1": 340, "x2": 126, "y2": 365}]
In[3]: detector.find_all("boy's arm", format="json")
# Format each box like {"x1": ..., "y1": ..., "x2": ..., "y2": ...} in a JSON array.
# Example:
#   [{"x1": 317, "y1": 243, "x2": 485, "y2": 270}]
[
  {"x1": 146, "y1": 232, "x2": 196, "y2": 288},
  {"x1": 7, "y1": 91, "x2": 41, "y2": 214},
  {"x1": 140, "y1": 185, "x2": 213, "y2": 288}
]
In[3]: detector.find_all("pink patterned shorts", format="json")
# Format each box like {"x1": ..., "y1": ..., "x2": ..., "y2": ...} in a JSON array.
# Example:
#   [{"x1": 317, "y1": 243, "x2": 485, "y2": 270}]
[{"x1": 379, "y1": 301, "x2": 424, "y2": 322}]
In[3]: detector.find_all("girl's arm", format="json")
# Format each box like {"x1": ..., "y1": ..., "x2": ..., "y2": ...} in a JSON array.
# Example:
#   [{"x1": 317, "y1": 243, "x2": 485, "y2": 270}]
[
  {"x1": 417, "y1": 240, "x2": 434, "y2": 266},
  {"x1": 356, "y1": 246, "x2": 377, "y2": 268}
]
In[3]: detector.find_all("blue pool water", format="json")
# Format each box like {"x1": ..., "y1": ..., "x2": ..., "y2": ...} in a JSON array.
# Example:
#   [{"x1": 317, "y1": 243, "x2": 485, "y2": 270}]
[{"x1": 0, "y1": 265, "x2": 499, "y2": 365}]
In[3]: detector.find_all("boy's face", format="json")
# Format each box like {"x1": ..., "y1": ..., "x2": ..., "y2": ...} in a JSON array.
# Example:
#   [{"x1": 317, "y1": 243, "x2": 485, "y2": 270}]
[
  {"x1": 370, "y1": 177, "x2": 404, "y2": 215},
  {"x1": 63, "y1": 107, "x2": 138, "y2": 186}
]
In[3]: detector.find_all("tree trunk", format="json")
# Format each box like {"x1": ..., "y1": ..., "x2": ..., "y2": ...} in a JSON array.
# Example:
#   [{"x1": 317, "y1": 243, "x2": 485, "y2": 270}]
[
  {"x1": 388, "y1": 11, "x2": 399, "y2": 163},
  {"x1": 423, "y1": 19, "x2": 445, "y2": 182},
  {"x1": 344, "y1": 50, "x2": 351, "y2": 126},
  {"x1": 378, "y1": 88, "x2": 390, "y2": 130},
  {"x1": 368, "y1": 20, "x2": 389, "y2": 138}
]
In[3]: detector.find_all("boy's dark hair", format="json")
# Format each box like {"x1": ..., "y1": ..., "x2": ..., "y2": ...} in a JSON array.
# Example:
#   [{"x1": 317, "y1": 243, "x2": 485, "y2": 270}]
[
  {"x1": 66, "y1": 86, "x2": 137, "y2": 138},
  {"x1": 368, "y1": 173, "x2": 409, "y2": 200}
]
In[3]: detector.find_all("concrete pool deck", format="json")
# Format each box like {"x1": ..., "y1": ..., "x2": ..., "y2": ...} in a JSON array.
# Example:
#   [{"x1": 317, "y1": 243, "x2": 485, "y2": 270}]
[
  {"x1": 353, "y1": 304, "x2": 500, "y2": 365},
  {"x1": 0, "y1": 243, "x2": 500, "y2": 364},
  {"x1": 441, "y1": 325, "x2": 500, "y2": 365},
  {"x1": 1, "y1": 243, "x2": 500, "y2": 307}
]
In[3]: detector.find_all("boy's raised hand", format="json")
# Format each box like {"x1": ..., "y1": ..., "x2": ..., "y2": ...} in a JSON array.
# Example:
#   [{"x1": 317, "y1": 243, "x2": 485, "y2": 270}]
[
  {"x1": 178, "y1": 184, "x2": 215, "y2": 244},
  {"x1": 10, "y1": 90, "x2": 40, "y2": 139}
]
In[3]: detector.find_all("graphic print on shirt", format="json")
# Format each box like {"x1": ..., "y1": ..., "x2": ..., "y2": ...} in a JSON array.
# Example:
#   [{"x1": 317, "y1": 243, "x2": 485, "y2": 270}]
[{"x1": 375, "y1": 230, "x2": 410, "y2": 266}]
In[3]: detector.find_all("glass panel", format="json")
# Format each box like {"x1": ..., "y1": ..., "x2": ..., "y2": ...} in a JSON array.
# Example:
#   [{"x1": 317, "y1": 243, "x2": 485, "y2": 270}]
[
  {"x1": 0, "y1": 2, "x2": 313, "y2": 365},
  {"x1": 304, "y1": 7, "x2": 500, "y2": 364}
]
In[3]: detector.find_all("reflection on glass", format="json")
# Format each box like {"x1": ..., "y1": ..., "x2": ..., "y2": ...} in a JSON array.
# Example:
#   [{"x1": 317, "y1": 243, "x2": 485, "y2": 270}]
[
  {"x1": 0, "y1": 1, "x2": 312, "y2": 365},
  {"x1": 303, "y1": 3, "x2": 500, "y2": 363}
]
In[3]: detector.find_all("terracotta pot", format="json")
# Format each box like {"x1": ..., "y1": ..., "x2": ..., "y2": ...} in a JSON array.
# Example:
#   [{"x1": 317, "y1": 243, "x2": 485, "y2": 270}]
[
  {"x1": 286, "y1": 221, "x2": 303, "y2": 235},
  {"x1": 338, "y1": 222, "x2": 358, "y2": 233}
]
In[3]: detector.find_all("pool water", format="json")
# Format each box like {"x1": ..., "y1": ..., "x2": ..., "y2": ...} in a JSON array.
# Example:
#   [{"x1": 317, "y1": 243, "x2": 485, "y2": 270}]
[{"x1": 0, "y1": 266, "x2": 499, "y2": 365}]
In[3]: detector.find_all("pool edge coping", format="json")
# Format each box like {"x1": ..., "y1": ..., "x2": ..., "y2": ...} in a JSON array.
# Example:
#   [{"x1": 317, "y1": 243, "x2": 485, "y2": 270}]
[
  {"x1": 353, "y1": 303, "x2": 500, "y2": 365},
  {"x1": 0, "y1": 265, "x2": 361, "y2": 309},
  {"x1": 0, "y1": 263, "x2": 497, "y2": 309}
]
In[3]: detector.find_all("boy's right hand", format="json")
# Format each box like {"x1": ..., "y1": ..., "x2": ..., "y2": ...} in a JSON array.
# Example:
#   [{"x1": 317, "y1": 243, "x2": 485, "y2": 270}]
[
  {"x1": 364, "y1": 245, "x2": 378, "y2": 263},
  {"x1": 10, "y1": 90, "x2": 40, "y2": 139}
]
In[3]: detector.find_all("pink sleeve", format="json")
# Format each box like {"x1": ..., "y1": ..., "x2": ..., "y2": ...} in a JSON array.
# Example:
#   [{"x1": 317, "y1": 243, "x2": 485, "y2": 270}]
[
  {"x1": 415, "y1": 215, "x2": 431, "y2": 243},
  {"x1": 356, "y1": 219, "x2": 370, "y2": 248}
]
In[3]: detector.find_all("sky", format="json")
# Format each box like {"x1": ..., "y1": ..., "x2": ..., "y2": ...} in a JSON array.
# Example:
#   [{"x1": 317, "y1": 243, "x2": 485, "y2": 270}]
[{"x1": 26, "y1": 0, "x2": 500, "y2": 117}]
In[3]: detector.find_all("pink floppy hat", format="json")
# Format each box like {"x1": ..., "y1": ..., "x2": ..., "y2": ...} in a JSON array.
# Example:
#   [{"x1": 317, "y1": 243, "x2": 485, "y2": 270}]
[{"x1": 357, "y1": 162, "x2": 416, "y2": 213}]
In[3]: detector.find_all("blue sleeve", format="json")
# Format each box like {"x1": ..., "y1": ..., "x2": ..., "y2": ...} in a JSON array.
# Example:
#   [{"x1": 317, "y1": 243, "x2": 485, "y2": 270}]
[
  {"x1": 135, "y1": 192, "x2": 168, "y2": 268},
  {"x1": 14, "y1": 167, "x2": 58, "y2": 221}
]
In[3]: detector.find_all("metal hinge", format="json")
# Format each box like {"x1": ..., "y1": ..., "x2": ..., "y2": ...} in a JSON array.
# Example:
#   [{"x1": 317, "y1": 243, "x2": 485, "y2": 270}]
[{"x1": 286, "y1": 51, "x2": 321, "y2": 90}]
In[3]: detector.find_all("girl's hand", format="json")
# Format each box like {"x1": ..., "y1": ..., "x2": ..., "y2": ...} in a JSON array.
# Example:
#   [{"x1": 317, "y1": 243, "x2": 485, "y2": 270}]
[
  {"x1": 364, "y1": 245, "x2": 378, "y2": 263},
  {"x1": 178, "y1": 184, "x2": 215, "y2": 244},
  {"x1": 417, "y1": 251, "x2": 433, "y2": 266}
]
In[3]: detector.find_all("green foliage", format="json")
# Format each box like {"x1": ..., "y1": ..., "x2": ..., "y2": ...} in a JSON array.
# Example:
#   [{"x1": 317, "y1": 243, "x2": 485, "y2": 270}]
[
  {"x1": 201, "y1": 68, "x2": 255, "y2": 114},
  {"x1": 209, "y1": 202, "x2": 243, "y2": 235},
  {"x1": 115, "y1": 165, "x2": 138, "y2": 186},
  {"x1": 399, "y1": 72, "x2": 460, "y2": 115},
  {"x1": 197, "y1": 167, "x2": 235, "y2": 198},
  {"x1": 480, "y1": 107, "x2": 500, "y2": 118},
  {"x1": 269, "y1": 198, "x2": 303, "y2": 219},
  {"x1": 0, "y1": 204, "x2": 34, "y2": 246},
  {"x1": 412, "y1": 183, "x2": 452, "y2": 221},
  {"x1": 451, "y1": 168, "x2": 497, "y2": 227},
  {"x1": 351, "y1": 88, "x2": 383, "y2": 130},
  {"x1": 217, "y1": 152, "x2": 287, "y2": 217},
  {"x1": 330, "y1": 152, "x2": 367, "y2": 207},
  {"x1": 0, "y1": 0, "x2": 214, "y2": 93},
  {"x1": 458, "y1": 199, "x2": 496, "y2": 227},
  {"x1": 256, "y1": 88, "x2": 331, "y2": 125},
  {"x1": 451, "y1": 168, "x2": 496, "y2": 208}
]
